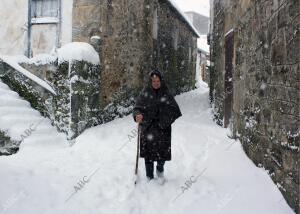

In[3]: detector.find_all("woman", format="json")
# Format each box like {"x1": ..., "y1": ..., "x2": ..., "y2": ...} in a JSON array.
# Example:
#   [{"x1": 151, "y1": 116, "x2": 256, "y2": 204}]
[{"x1": 133, "y1": 69, "x2": 182, "y2": 184}]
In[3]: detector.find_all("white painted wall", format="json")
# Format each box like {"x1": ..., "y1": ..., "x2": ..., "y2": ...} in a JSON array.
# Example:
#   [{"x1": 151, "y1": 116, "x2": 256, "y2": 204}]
[
  {"x1": 0, "y1": 0, "x2": 28, "y2": 55},
  {"x1": 61, "y1": 0, "x2": 73, "y2": 46},
  {"x1": 0, "y1": 0, "x2": 73, "y2": 56}
]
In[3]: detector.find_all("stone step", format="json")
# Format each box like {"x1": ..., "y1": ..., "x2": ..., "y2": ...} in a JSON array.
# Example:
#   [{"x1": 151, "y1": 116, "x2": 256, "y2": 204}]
[
  {"x1": 22, "y1": 133, "x2": 66, "y2": 145},
  {"x1": 0, "y1": 96, "x2": 31, "y2": 107},
  {"x1": 0, "y1": 114, "x2": 41, "y2": 122},
  {"x1": 0, "y1": 88, "x2": 19, "y2": 96},
  {"x1": 0, "y1": 80, "x2": 67, "y2": 152},
  {"x1": 0, "y1": 81, "x2": 10, "y2": 89},
  {"x1": 0, "y1": 106, "x2": 40, "y2": 117}
]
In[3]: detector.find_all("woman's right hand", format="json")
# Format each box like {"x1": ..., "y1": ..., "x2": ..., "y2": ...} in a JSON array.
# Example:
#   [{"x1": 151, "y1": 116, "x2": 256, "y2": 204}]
[{"x1": 135, "y1": 114, "x2": 143, "y2": 123}]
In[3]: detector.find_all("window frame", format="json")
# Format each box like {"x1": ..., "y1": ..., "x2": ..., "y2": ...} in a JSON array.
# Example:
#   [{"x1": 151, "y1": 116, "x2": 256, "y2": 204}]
[{"x1": 30, "y1": 0, "x2": 59, "y2": 24}]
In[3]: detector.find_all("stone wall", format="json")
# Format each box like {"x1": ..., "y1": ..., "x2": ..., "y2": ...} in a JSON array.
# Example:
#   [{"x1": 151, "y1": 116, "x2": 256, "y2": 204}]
[
  {"x1": 0, "y1": 0, "x2": 28, "y2": 55},
  {"x1": 209, "y1": 0, "x2": 228, "y2": 125},
  {"x1": 157, "y1": 0, "x2": 197, "y2": 95},
  {"x1": 51, "y1": 60, "x2": 101, "y2": 139},
  {"x1": 210, "y1": 0, "x2": 300, "y2": 212},
  {"x1": 72, "y1": 0, "x2": 153, "y2": 119},
  {"x1": 0, "y1": 130, "x2": 19, "y2": 156},
  {"x1": 98, "y1": 0, "x2": 154, "y2": 108},
  {"x1": 72, "y1": 0, "x2": 101, "y2": 43}
]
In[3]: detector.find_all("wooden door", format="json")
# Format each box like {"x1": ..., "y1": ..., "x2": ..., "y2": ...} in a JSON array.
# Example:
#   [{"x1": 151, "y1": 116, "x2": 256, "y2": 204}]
[{"x1": 224, "y1": 31, "x2": 234, "y2": 128}]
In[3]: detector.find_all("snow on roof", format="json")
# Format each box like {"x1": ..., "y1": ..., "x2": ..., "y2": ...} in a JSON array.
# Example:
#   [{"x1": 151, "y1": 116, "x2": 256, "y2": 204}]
[
  {"x1": 167, "y1": 0, "x2": 200, "y2": 37},
  {"x1": 0, "y1": 55, "x2": 57, "y2": 95},
  {"x1": 57, "y1": 42, "x2": 100, "y2": 65}
]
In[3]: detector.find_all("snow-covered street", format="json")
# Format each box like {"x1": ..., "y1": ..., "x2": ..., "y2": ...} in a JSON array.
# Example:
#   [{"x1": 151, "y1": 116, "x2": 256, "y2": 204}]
[{"x1": 0, "y1": 81, "x2": 294, "y2": 214}]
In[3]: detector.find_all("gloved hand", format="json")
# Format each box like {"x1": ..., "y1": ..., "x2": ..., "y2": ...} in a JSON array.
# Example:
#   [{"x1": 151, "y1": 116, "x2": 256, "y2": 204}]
[{"x1": 135, "y1": 114, "x2": 143, "y2": 123}]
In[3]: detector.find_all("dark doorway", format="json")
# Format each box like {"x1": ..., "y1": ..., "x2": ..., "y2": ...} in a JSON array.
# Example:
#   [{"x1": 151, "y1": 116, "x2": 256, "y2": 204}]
[{"x1": 224, "y1": 30, "x2": 234, "y2": 128}]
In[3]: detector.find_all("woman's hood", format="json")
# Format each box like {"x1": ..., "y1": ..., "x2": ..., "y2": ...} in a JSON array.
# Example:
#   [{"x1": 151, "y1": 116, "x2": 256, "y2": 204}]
[{"x1": 147, "y1": 69, "x2": 168, "y2": 92}]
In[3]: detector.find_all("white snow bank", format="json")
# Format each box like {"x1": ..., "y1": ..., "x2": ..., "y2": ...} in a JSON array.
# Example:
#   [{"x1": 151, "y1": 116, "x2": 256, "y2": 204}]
[
  {"x1": 28, "y1": 54, "x2": 57, "y2": 65},
  {"x1": 0, "y1": 84, "x2": 294, "y2": 214},
  {"x1": 57, "y1": 42, "x2": 100, "y2": 65},
  {"x1": 198, "y1": 35, "x2": 210, "y2": 53},
  {"x1": 0, "y1": 55, "x2": 56, "y2": 95}
]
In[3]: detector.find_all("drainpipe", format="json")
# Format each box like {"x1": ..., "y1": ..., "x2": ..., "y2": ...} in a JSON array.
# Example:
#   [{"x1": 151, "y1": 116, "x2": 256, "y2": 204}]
[
  {"x1": 156, "y1": 4, "x2": 160, "y2": 69},
  {"x1": 57, "y1": 0, "x2": 62, "y2": 48},
  {"x1": 27, "y1": 0, "x2": 32, "y2": 58}
]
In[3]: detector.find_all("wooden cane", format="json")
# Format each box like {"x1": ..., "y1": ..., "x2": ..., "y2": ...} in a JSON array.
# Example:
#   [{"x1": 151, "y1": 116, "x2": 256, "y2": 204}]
[{"x1": 134, "y1": 124, "x2": 141, "y2": 185}]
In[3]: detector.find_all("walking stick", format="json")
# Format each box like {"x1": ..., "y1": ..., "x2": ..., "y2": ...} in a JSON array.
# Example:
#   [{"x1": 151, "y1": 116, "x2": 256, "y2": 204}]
[{"x1": 134, "y1": 124, "x2": 141, "y2": 185}]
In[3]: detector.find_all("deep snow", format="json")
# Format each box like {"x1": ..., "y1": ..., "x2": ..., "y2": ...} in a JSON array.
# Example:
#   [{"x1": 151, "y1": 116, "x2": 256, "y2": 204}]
[{"x1": 0, "y1": 81, "x2": 294, "y2": 214}]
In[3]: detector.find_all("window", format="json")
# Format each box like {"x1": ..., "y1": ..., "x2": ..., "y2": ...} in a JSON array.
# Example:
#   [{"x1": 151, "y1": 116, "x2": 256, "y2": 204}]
[
  {"x1": 31, "y1": 0, "x2": 58, "y2": 18},
  {"x1": 28, "y1": 0, "x2": 60, "y2": 57}
]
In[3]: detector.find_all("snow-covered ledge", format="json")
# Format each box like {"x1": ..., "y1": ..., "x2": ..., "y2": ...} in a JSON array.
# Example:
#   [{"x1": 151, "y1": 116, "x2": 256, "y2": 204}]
[
  {"x1": 31, "y1": 17, "x2": 59, "y2": 24},
  {"x1": 57, "y1": 42, "x2": 100, "y2": 65},
  {"x1": 0, "y1": 55, "x2": 56, "y2": 95}
]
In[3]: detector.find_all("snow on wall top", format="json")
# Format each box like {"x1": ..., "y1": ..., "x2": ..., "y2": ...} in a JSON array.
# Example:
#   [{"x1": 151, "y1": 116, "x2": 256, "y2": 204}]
[
  {"x1": 167, "y1": 0, "x2": 200, "y2": 37},
  {"x1": 9, "y1": 43, "x2": 100, "y2": 66},
  {"x1": 57, "y1": 42, "x2": 100, "y2": 65},
  {"x1": 10, "y1": 54, "x2": 57, "y2": 66},
  {"x1": 0, "y1": 55, "x2": 57, "y2": 95}
]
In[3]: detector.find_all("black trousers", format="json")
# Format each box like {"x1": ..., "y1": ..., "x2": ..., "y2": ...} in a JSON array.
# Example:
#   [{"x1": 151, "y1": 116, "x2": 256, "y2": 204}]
[{"x1": 144, "y1": 159, "x2": 165, "y2": 179}]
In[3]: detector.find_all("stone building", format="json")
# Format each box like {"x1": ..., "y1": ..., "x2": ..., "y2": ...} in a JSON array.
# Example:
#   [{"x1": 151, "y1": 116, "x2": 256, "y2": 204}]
[
  {"x1": 196, "y1": 48, "x2": 209, "y2": 83},
  {"x1": 209, "y1": 0, "x2": 299, "y2": 212},
  {"x1": 185, "y1": 11, "x2": 210, "y2": 84},
  {"x1": 0, "y1": 1, "x2": 199, "y2": 144},
  {"x1": 0, "y1": 0, "x2": 199, "y2": 101},
  {"x1": 72, "y1": 0, "x2": 199, "y2": 107}
]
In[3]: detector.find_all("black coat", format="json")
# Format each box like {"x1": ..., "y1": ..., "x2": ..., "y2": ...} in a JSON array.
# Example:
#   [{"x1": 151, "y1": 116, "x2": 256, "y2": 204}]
[{"x1": 133, "y1": 74, "x2": 182, "y2": 161}]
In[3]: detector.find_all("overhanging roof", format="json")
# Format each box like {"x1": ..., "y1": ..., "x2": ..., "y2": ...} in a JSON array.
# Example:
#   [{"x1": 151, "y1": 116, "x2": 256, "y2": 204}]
[{"x1": 165, "y1": 0, "x2": 200, "y2": 38}]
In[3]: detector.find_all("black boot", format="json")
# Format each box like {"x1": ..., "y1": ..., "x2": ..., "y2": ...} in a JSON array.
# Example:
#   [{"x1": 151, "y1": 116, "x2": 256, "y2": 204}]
[
  {"x1": 144, "y1": 159, "x2": 154, "y2": 181},
  {"x1": 156, "y1": 161, "x2": 166, "y2": 185}
]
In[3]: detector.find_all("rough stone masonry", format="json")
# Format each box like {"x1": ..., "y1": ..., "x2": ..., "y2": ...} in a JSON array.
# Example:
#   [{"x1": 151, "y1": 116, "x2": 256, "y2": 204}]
[
  {"x1": 72, "y1": 0, "x2": 198, "y2": 108},
  {"x1": 210, "y1": 0, "x2": 299, "y2": 212}
]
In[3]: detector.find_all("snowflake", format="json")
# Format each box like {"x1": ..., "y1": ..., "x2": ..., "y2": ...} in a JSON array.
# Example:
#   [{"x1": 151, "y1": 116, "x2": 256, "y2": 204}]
[
  {"x1": 147, "y1": 134, "x2": 154, "y2": 141},
  {"x1": 160, "y1": 97, "x2": 167, "y2": 102}
]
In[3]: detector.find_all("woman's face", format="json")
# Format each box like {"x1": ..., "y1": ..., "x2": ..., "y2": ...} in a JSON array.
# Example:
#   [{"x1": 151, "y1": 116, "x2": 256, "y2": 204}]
[{"x1": 151, "y1": 75, "x2": 161, "y2": 89}]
